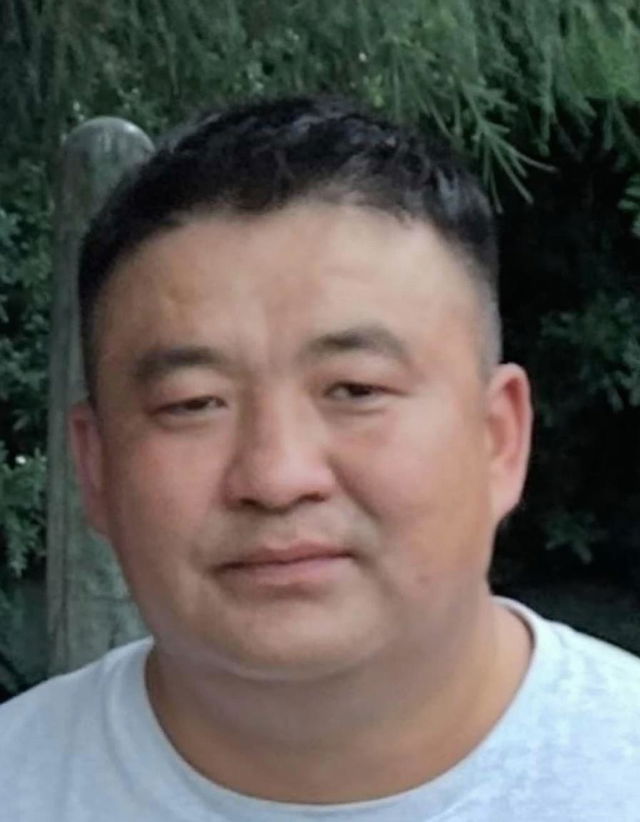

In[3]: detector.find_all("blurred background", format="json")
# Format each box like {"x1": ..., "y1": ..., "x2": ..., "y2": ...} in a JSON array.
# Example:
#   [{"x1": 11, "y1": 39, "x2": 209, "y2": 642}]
[{"x1": 1, "y1": 0, "x2": 639, "y2": 700}]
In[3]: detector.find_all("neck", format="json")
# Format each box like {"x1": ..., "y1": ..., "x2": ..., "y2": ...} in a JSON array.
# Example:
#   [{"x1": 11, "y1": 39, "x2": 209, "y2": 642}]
[{"x1": 145, "y1": 598, "x2": 532, "y2": 803}]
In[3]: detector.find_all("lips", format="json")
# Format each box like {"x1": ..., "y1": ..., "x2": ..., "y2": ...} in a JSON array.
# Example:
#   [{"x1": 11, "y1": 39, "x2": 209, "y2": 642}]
[{"x1": 220, "y1": 542, "x2": 351, "y2": 571}]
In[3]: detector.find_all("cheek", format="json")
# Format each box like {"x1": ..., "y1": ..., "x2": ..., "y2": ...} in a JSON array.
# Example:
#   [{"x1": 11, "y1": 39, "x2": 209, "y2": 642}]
[
  {"x1": 100, "y1": 430, "x2": 223, "y2": 548},
  {"x1": 334, "y1": 403, "x2": 492, "y2": 564},
  {"x1": 337, "y1": 400, "x2": 481, "y2": 499}
]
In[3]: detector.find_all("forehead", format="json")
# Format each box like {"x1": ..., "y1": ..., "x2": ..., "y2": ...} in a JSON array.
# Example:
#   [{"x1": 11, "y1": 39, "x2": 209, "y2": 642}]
[{"x1": 95, "y1": 202, "x2": 480, "y2": 366}]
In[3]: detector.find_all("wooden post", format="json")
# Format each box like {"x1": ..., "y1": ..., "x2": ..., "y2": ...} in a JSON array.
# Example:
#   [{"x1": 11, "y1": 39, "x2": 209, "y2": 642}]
[{"x1": 47, "y1": 118, "x2": 153, "y2": 676}]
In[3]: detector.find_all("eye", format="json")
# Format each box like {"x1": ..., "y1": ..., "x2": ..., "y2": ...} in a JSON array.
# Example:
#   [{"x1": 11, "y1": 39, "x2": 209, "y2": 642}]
[
  {"x1": 158, "y1": 395, "x2": 224, "y2": 415},
  {"x1": 327, "y1": 382, "x2": 387, "y2": 401}
]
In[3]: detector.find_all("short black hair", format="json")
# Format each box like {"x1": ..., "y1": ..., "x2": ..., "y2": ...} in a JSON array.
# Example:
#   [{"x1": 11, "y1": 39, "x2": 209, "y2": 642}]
[{"x1": 78, "y1": 95, "x2": 500, "y2": 399}]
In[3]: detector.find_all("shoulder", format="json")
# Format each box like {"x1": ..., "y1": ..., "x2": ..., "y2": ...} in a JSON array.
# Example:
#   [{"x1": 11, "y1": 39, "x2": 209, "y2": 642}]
[
  {"x1": 532, "y1": 603, "x2": 640, "y2": 679},
  {"x1": 504, "y1": 595, "x2": 640, "y2": 672},
  {"x1": 492, "y1": 598, "x2": 640, "y2": 811},
  {"x1": 547, "y1": 616, "x2": 640, "y2": 712},
  {"x1": 0, "y1": 639, "x2": 154, "y2": 820},
  {"x1": 505, "y1": 597, "x2": 640, "y2": 737},
  {"x1": 0, "y1": 638, "x2": 151, "y2": 742},
  {"x1": 553, "y1": 617, "x2": 640, "y2": 673}
]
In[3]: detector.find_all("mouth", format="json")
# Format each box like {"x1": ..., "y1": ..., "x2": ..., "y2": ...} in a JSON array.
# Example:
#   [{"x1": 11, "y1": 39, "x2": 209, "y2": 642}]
[{"x1": 216, "y1": 542, "x2": 354, "y2": 589}]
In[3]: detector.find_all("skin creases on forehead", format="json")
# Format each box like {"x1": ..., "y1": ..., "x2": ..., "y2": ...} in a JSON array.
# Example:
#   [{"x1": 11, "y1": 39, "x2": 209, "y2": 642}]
[
  {"x1": 131, "y1": 323, "x2": 414, "y2": 388},
  {"x1": 90, "y1": 203, "x2": 494, "y2": 394}
]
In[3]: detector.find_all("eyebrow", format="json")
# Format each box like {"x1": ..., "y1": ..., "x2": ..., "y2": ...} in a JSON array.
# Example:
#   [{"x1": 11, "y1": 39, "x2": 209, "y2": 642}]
[
  {"x1": 302, "y1": 324, "x2": 412, "y2": 365},
  {"x1": 132, "y1": 344, "x2": 234, "y2": 385},
  {"x1": 132, "y1": 324, "x2": 412, "y2": 385}
]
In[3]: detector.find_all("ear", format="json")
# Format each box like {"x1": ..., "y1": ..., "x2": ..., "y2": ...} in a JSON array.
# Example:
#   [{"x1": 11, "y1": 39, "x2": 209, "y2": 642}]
[
  {"x1": 68, "y1": 401, "x2": 110, "y2": 537},
  {"x1": 485, "y1": 364, "x2": 533, "y2": 525}
]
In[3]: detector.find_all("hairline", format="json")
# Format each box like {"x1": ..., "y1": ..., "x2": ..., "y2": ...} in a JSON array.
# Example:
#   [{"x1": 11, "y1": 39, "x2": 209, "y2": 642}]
[{"x1": 85, "y1": 194, "x2": 501, "y2": 404}]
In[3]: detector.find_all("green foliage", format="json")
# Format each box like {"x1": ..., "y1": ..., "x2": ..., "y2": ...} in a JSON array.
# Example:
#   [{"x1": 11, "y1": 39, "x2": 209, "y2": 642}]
[
  {"x1": 0, "y1": 158, "x2": 50, "y2": 629},
  {"x1": 494, "y1": 149, "x2": 640, "y2": 585},
  {"x1": 540, "y1": 293, "x2": 640, "y2": 416},
  {"x1": 1, "y1": 0, "x2": 640, "y2": 689},
  {"x1": 0, "y1": 444, "x2": 46, "y2": 577},
  {"x1": 542, "y1": 509, "x2": 605, "y2": 566},
  {"x1": 0, "y1": 164, "x2": 51, "y2": 435},
  {"x1": 4, "y1": 0, "x2": 640, "y2": 185},
  {"x1": 620, "y1": 174, "x2": 640, "y2": 239}
]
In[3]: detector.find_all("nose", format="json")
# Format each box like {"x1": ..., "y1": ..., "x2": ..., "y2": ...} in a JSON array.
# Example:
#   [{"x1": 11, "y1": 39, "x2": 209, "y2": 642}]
[{"x1": 221, "y1": 394, "x2": 337, "y2": 512}]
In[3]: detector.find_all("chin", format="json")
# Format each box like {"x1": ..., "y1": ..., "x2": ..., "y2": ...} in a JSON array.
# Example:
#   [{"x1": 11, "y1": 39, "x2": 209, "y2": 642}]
[{"x1": 195, "y1": 620, "x2": 388, "y2": 683}]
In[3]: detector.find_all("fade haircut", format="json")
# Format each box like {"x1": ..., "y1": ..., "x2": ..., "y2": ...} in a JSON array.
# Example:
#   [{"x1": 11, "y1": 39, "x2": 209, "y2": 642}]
[{"x1": 78, "y1": 95, "x2": 501, "y2": 400}]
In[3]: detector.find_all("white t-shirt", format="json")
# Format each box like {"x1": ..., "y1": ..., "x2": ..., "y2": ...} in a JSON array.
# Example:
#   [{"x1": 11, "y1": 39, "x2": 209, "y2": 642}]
[{"x1": 1, "y1": 599, "x2": 639, "y2": 821}]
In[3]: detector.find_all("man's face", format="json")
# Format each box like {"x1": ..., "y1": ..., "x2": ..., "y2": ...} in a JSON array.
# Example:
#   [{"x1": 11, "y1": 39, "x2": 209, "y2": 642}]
[{"x1": 72, "y1": 202, "x2": 531, "y2": 681}]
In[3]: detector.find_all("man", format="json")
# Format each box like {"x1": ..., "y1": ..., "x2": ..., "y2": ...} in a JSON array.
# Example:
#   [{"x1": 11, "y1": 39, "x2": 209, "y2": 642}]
[{"x1": 1, "y1": 96, "x2": 639, "y2": 820}]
